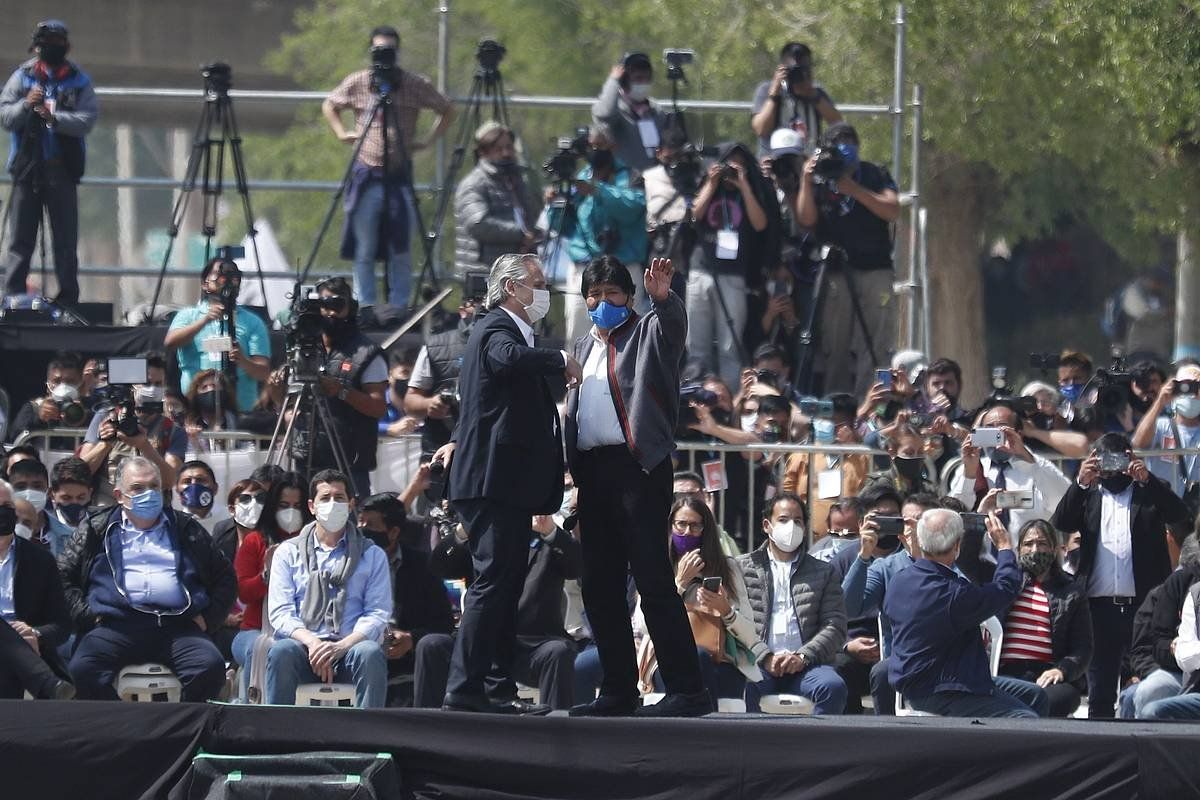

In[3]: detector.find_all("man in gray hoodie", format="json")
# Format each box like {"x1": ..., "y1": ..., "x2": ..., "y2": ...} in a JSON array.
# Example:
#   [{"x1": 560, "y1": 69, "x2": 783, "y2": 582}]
[{"x1": 565, "y1": 255, "x2": 708, "y2": 718}]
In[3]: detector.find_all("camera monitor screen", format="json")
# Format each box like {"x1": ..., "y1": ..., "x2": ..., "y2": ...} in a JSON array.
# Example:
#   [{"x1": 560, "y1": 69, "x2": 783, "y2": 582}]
[{"x1": 106, "y1": 357, "x2": 148, "y2": 386}]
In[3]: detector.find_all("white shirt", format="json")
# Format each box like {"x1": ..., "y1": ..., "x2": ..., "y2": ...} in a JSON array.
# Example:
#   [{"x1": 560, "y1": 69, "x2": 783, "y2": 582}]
[
  {"x1": 766, "y1": 552, "x2": 805, "y2": 654},
  {"x1": 576, "y1": 330, "x2": 625, "y2": 450},
  {"x1": 1175, "y1": 592, "x2": 1200, "y2": 673},
  {"x1": 499, "y1": 306, "x2": 536, "y2": 346},
  {"x1": 1089, "y1": 484, "x2": 1136, "y2": 598},
  {"x1": 949, "y1": 452, "x2": 1071, "y2": 538},
  {"x1": 0, "y1": 544, "x2": 14, "y2": 621}
]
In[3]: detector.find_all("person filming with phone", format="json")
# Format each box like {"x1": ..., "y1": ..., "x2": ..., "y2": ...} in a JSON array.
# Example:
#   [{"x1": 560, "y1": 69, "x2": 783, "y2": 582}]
[
  {"x1": 1132, "y1": 359, "x2": 1200, "y2": 508},
  {"x1": 949, "y1": 399, "x2": 1070, "y2": 541},
  {"x1": 1051, "y1": 432, "x2": 1190, "y2": 718}
]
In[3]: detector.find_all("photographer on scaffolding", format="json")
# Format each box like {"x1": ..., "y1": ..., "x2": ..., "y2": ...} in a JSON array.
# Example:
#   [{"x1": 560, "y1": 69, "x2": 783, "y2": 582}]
[{"x1": 796, "y1": 123, "x2": 900, "y2": 395}]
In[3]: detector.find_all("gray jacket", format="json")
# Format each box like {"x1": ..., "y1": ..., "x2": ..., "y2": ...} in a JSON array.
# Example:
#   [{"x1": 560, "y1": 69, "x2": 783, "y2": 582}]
[
  {"x1": 565, "y1": 290, "x2": 686, "y2": 474},
  {"x1": 591, "y1": 76, "x2": 664, "y2": 174},
  {"x1": 736, "y1": 542, "x2": 848, "y2": 668},
  {"x1": 453, "y1": 160, "x2": 541, "y2": 269}
]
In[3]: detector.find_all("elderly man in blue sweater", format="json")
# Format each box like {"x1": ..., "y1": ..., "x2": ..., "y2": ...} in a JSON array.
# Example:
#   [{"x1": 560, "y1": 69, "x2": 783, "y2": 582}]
[{"x1": 884, "y1": 509, "x2": 1047, "y2": 718}]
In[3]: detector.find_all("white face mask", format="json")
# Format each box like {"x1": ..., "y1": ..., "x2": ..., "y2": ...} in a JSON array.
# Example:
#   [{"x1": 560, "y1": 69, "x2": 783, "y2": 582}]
[
  {"x1": 50, "y1": 383, "x2": 79, "y2": 403},
  {"x1": 741, "y1": 414, "x2": 757, "y2": 433},
  {"x1": 627, "y1": 82, "x2": 652, "y2": 102},
  {"x1": 136, "y1": 385, "x2": 165, "y2": 404},
  {"x1": 769, "y1": 520, "x2": 805, "y2": 553},
  {"x1": 276, "y1": 508, "x2": 303, "y2": 534},
  {"x1": 515, "y1": 282, "x2": 551, "y2": 323},
  {"x1": 13, "y1": 489, "x2": 47, "y2": 511},
  {"x1": 315, "y1": 499, "x2": 350, "y2": 532},
  {"x1": 234, "y1": 499, "x2": 263, "y2": 529},
  {"x1": 13, "y1": 523, "x2": 32, "y2": 541}
]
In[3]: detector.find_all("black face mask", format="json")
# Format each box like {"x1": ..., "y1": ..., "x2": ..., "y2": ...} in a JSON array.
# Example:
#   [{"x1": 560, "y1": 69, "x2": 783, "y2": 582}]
[
  {"x1": 0, "y1": 505, "x2": 15, "y2": 536},
  {"x1": 1019, "y1": 550, "x2": 1057, "y2": 577},
  {"x1": 1066, "y1": 548, "x2": 1081, "y2": 573},
  {"x1": 362, "y1": 527, "x2": 391, "y2": 550},
  {"x1": 195, "y1": 392, "x2": 219, "y2": 415},
  {"x1": 38, "y1": 44, "x2": 67, "y2": 66},
  {"x1": 876, "y1": 534, "x2": 901, "y2": 552},
  {"x1": 893, "y1": 456, "x2": 925, "y2": 483},
  {"x1": 391, "y1": 380, "x2": 408, "y2": 399},
  {"x1": 1129, "y1": 393, "x2": 1154, "y2": 414},
  {"x1": 1099, "y1": 473, "x2": 1133, "y2": 494},
  {"x1": 1030, "y1": 412, "x2": 1054, "y2": 431},
  {"x1": 323, "y1": 315, "x2": 357, "y2": 340},
  {"x1": 588, "y1": 149, "x2": 614, "y2": 172}
]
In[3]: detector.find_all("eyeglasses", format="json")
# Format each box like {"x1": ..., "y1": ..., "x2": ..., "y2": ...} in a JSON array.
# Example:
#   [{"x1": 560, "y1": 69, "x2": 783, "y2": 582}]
[{"x1": 671, "y1": 520, "x2": 703, "y2": 533}]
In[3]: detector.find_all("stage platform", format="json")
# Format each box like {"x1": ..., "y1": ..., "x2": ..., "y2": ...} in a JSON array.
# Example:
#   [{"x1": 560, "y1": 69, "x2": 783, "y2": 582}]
[{"x1": 2, "y1": 700, "x2": 1198, "y2": 800}]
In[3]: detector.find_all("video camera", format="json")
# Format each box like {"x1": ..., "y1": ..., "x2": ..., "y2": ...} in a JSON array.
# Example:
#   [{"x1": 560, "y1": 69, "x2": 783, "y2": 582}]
[
  {"x1": 201, "y1": 62, "x2": 232, "y2": 97},
  {"x1": 96, "y1": 357, "x2": 149, "y2": 440},
  {"x1": 663, "y1": 48, "x2": 694, "y2": 82},
  {"x1": 666, "y1": 143, "x2": 705, "y2": 196},
  {"x1": 285, "y1": 288, "x2": 348, "y2": 383},
  {"x1": 543, "y1": 127, "x2": 590, "y2": 183},
  {"x1": 476, "y1": 39, "x2": 506, "y2": 73},
  {"x1": 809, "y1": 145, "x2": 847, "y2": 185}
]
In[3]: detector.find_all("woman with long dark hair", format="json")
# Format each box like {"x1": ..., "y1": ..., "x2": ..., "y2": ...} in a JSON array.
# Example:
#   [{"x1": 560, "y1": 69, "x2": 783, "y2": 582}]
[
  {"x1": 998, "y1": 519, "x2": 1092, "y2": 718},
  {"x1": 649, "y1": 495, "x2": 768, "y2": 704},
  {"x1": 230, "y1": 472, "x2": 309, "y2": 701}
]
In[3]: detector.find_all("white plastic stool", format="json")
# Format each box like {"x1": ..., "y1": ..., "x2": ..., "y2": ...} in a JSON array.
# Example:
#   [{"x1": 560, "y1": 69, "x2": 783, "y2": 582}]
[
  {"x1": 716, "y1": 698, "x2": 747, "y2": 713},
  {"x1": 295, "y1": 683, "x2": 355, "y2": 707},
  {"x1": 759, "y1": 694, "x2": 813, "y2": 715},
  {"x1": 116, "y1": 663, "x2": 182, "y2": 703},
  {"x1": 515, "y1": 682, "x2": 541, "y2": 706}
]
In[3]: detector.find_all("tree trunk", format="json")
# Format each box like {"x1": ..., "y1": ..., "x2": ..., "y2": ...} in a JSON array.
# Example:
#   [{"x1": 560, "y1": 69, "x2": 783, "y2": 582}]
[
  {"x1": 920, "y1": 151, "x2": 993, "y2": 407},
  {"x1": 1175, "y1": 150, "x2": 1200, "y2": 361}
]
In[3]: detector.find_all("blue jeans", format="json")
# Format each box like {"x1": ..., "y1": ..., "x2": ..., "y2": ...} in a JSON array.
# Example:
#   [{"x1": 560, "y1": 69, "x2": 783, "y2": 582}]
[
  {"x1": 1127, "y1": 669, "x2": 1183, "y2": 719},
  {"x1": 746, "y1": 665, "x2": 848, "y2": 715},
  {"x1": 573, "y1": 643, "x2": 604, "y2": 705},
  {"x1": 351, "y1": 183, "x2": 417, "y2": 307},
  {"x1": 231, "y1": 629, "x2": 260, "y2": 702},
  {"x1": 1142, "y1": 692, "x2": 1200, "y2": 720},
  {"x1": 265, "y1": 637, "x2": 387, "y2": 708},
  {"x1": 908, "y1": 676, "x2": 1045, "y2": 719}
]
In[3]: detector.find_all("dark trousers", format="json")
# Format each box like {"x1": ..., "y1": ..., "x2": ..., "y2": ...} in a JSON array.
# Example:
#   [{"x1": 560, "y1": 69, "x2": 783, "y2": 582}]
[
  {"x1": 575, "y1": 447, "x2": 703, "y2": 698},
  {"x1": 3, "y1": 175, "x2": 80, "y2": 304},
  {"x1": 652, "y1": 646, "x2": 746, "y2": 701},
  {"x1": 0, "y1": 620, "x2": 63, "y2": 699},
  {"x1": 69, "y1": 618, "x2": 226, "y2": 702},
  {"x1": 1087, "y1": 597, "x2": 1136, "y2": 718},
  {"x1": 416, "y1": 632, "x2": 577, "y2": 710},
  {"x1": 445, "y1": 498, "x2": 533, "y2": 705},
  {"x1": 1000, "y1": 660, "x2": 1082, "y2": 718},
  {"x1": 834, "y1": 651, "x2": 875, "y2": 714}
]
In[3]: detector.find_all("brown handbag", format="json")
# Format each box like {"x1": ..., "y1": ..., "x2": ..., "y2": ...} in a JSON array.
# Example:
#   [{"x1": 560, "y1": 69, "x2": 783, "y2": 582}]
[{"x1": 688, "y1": 610, "x2": 726, "y2": 661}]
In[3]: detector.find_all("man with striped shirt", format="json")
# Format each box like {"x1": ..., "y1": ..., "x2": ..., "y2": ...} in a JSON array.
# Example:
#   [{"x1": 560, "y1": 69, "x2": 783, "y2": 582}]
[{"x1": 998, "y1": 520, "x2": 1092, "y2": 717}]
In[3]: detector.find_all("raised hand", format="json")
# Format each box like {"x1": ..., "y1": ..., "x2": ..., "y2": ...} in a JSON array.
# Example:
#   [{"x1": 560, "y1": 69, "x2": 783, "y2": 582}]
[{"x1": 644, "y1": 257, "x2": 674, "y2": 303}]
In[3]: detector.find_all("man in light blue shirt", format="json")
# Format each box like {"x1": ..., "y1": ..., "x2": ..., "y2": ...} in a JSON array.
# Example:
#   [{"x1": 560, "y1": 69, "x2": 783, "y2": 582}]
[
  {"x1": 266, "y1": 469, "x2": 392, "y2": 707},
  {"x1": 164, "y1": 257, "x2": 271, "y2": 412}
]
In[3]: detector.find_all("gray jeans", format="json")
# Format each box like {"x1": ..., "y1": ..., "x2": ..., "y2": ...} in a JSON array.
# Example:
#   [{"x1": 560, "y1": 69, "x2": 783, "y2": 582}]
[
  {"x1": 685, "y1": 271, "x2": 747, "y2": 391},
  {"x1": 815, "y1": 268, "x2": 896, "y2": 396},
  {"x1": 3, "y1": 169, "x2": 80, "y2": 304}
]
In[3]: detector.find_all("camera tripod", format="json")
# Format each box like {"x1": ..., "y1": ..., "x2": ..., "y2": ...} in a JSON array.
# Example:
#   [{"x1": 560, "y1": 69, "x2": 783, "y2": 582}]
[
  {"x1": 300, "y1": 64, "x2": 437, "y2": 311},
  {"x1": 264, "y1": 373, "x2": 356, "y2": 494},
  {"x1": 146, "y1": 64, "x2": 267, "y2": 322},
  {"x1": 792, "y1": 244, "x2": 879, "y2": 396}
]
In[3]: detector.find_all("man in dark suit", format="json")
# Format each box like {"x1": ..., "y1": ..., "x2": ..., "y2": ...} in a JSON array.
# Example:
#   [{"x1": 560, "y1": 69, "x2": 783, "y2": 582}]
[
  {"x1": 0, "y1": 479, "x2": 74, "y2": 699},
  {"x1": 432, "y1": 253, "x2": 582, "y2": 713},
  {"x1": 1051, "y1": 432, "x2": 1190, "y2": 718},
  {"x1": 564, "y1": 255, "x2": 708, "y2": 718}
]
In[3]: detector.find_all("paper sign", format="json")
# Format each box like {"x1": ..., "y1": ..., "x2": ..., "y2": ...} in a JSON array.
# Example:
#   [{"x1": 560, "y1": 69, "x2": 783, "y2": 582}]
[
  {"x1": 637, "y1": 118, "x2": 660, "y2": 150},
  {"x1": 817, "y1": 470, "x2": 842, "y2": 500},
  {"x1": 701, "y1": 459, "x2": 728, "y2": 492}
]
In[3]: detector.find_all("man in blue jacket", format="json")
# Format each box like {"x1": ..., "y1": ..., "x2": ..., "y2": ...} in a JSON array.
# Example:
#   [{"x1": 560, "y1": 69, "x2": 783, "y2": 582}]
[
  {"x1": 0, "y1": 20, "x2": 97, "y2": 306},
  {"x1": 884, "y1": 508, "x2": 1046, "y2": 718},
  {"x1": 58, "y1": 456, "x2": 236, "y2": 701}
]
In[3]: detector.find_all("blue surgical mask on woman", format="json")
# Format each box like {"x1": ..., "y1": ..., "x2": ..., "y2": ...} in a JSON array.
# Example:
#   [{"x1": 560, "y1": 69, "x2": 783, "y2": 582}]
[
  {"x1": 813, "y1": 418, "x2": 836, "y2": 445},
  {"x1": 1175, "y1": 395, "x2": 1200, "y2": 419}
]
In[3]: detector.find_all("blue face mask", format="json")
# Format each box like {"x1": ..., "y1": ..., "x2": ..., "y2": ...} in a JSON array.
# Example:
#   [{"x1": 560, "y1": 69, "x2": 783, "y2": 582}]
[
  {"x1": 835, "y1": 142, "x2": 859, "y2": 170},
  {"x1": 813, "y1": 418, "x2": 836, "y2": 444},
  {"x1": 127, "y1": 489, "x2": 163, "y2": 521},
  {"x1": 181, "y1": 483, "x2": 214, "y2": 511},
  {"x1": 986, "y1": 447, "x2": 1011, "y2": 465},
  {"x1": 1059, "y1": 382, "x2": 1085, "y2": 404},
  {"x1": 588, "y1": 299, "x2": 631, "y2": 330}
]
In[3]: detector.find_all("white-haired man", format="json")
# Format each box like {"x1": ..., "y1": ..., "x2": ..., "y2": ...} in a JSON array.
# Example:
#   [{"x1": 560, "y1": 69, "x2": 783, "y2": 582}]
[
  {"x1": 883, "y1": 508, "x2": 1047, "y2": 718},
  {"x1": 59, "y1": 456, "x2": 236, "y2": 701},
  {"x1": 431, "y1": 254, "x2": 581, "y2": 713}
]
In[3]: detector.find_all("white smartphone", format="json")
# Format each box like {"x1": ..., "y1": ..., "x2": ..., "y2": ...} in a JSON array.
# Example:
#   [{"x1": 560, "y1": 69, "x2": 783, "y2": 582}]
[
  {"x1": 971, "y1": 428, "x2": 1005, "y2": 448},
  {"x1": 995, "y1": 490, "x2": 1034, "y2": 510}
]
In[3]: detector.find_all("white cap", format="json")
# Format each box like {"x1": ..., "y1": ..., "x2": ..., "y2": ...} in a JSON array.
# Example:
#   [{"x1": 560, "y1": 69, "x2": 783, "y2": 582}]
[{"x1": 769, "y1": 128, "x2": 806, "y2": 157}]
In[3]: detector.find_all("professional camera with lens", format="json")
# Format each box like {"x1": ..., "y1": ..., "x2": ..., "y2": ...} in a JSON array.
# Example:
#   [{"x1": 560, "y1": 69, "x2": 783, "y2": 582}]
[
  {"x1": 677, "y1": 381, "x2": 719, "y2": 433},
  {"x1": 476, "y1": 39, "x2": 506, "y2": 72},
  {"x1": 542, "y1": 127, "x2": 591, "y2": 183},
  {"x1": 809, "y1": 145, "x2": 847, "y2": 185},
  {"x1": 784, "y1": 63, "x2": 812, "y2": 90},
  {"x1": 436, "y1": 381, "x2": 461, "y2": 414},
  {"x1": 285, "y1": 291, "x2": 347, "y2": 383},
  {"x1": 770, "y1": 154, "x2": 801, "y2": 195},
  {"x1": 201, "y1": 62, "x2": 232, "y2": 96},
  {"x1": 96, "y1": 357, "x2": 150, "y2": 441},
  {"x1": 429, "y1": 503, "x2": 461, "y2": 540}
]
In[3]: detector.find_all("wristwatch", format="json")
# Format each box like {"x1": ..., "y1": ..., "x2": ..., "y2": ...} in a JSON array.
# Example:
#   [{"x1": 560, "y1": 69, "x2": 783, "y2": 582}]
[{"x1": 337, "y1": 386, "x2": 350, "y2": 401}]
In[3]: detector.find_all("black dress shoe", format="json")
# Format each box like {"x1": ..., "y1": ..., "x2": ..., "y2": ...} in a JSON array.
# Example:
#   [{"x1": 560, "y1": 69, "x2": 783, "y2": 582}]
[
  {"x1": 44, "y1": 680, "x2": 75, "y2": 701},
  {"x1": 634, "y1": 690, "x2": 714, "y2": 718},
  {"x1": 569, "y1": 695, "x2": 640, "y2": 717},
  {"x1": 492, "y1": 699, "x2": 552, "y2": 716}
]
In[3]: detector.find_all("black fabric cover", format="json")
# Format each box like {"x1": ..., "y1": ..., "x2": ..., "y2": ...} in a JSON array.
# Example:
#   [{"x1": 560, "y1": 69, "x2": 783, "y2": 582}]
[
  {"x1": 4, "y1": 700, "x2": 1200, "y2": 800},
  {"x1": 170, "y1": 751, "x2": 400, "y2": 800}
]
